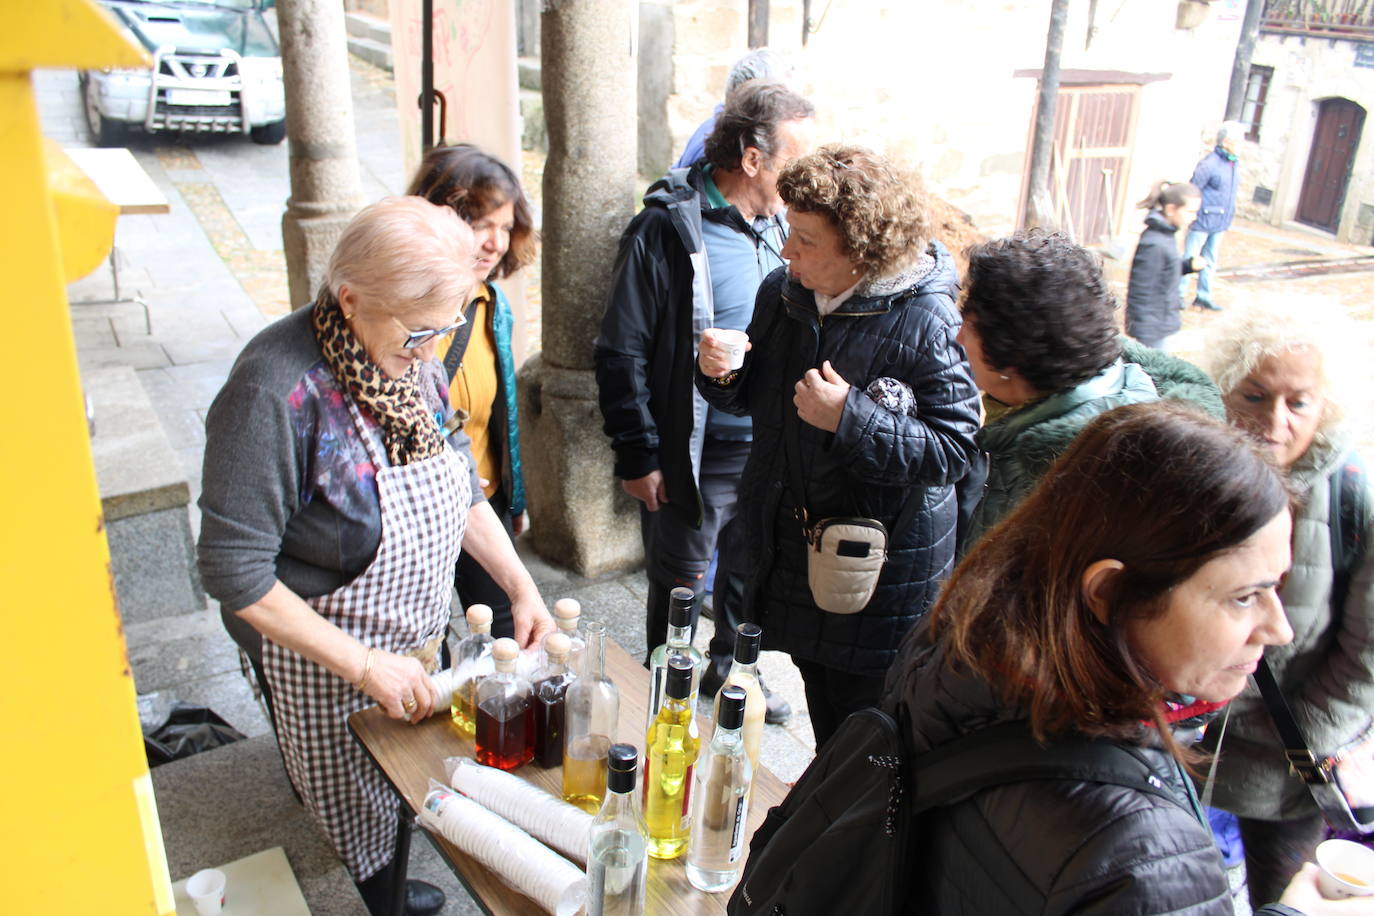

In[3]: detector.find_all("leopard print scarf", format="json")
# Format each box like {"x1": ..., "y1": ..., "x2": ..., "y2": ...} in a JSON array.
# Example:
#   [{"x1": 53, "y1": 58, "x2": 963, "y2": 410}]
[{"x1": 311, "y1": 288, "x2": 446, "y2": 467}]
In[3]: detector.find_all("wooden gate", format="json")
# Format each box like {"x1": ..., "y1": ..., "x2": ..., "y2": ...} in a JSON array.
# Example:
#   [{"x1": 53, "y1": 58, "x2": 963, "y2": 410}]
[
  {"x1": 1297, "y1": 98, "x2": 1365, "y2": 232},
  {"x1": 1021, "y1": 84, "x2": 1141, "y2": 244}
]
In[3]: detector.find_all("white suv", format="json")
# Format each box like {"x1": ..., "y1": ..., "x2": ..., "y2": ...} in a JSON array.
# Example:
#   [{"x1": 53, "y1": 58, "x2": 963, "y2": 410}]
[{"x1": 81, "y1": 0, "x2": 286, "y2": 145}]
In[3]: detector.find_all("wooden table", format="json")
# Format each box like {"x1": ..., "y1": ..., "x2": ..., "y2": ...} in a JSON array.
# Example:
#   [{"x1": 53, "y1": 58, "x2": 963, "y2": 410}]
[
  {"x1": 64, "y1": 147, "x2": 170, "y2": 328},
  {"x1": 349, "y1": 639, "x2": 790, "y2": 915}
]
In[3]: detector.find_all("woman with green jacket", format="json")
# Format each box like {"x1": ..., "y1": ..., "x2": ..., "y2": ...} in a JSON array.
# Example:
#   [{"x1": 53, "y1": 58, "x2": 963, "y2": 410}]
[{"x1": 1201, "y1": 297, "x2": 1373, "y2": 909}]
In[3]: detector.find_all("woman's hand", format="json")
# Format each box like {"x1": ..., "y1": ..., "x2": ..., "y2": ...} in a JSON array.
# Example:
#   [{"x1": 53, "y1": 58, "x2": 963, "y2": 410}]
[
  {"x1": 794, "y1": 361, "x2": 850, "y2": 433},
  {"x1": 360, "y1": 648, "x2": 440, "y2": 722},
  {"x1": 699, "y1": 327, "x2": 750, "y2": 378},
  {"x1": 511, "y1": 590, "x2": 556, "y2": 650},
  {"x1": 1278, "y1": 861, "x2": 1374, "y2": 913}
]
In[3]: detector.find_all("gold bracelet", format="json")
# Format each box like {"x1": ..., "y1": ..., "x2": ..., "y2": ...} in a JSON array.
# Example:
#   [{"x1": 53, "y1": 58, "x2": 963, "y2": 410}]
[
  {"x1": 355, "y1": 646, "x2": 376, "y2": 692},
  {"x1": 708, "y1": 369, "x2": 741, "y2": 387}
]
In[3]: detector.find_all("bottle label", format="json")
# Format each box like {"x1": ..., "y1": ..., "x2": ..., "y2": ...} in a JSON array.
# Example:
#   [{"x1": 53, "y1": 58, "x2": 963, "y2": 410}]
[
  {"x1": 680, "y1": 764, "x2": 694, "y2": 826},
  {"x1": 728, "y1": 794, "x2": 747, "y2": 863}
]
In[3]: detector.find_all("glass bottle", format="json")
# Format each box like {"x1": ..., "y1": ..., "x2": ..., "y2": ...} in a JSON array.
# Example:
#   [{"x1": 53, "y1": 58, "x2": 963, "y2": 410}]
[
  {"x1": 474, "y1": 638, "x2": 535, "y2": 770},
  {"x1": 644, "y1": 656, "x2": 700, "y2": 860},
  {"x1": 687, "y1": 686, "x2": 753, "y2": 892},
  {"x1": 563, "y1": 620, "x2": 620, "y2": 812},
  {"x1": 533, "y1": 632, "x2": 576, "y2": 768},
  {"x1": 646, "y1": 586, "x2": 704, "y2": 729},
  {"x1": 450, "y1": 603, "x2": 495, "y2": 736},
  {"x1": 586, "y1": 743, "x2": 649, "y2": 916},
  {"x1": 712, "y1": 623, "x2": 766, "y2": 776},
  {"x1": 553, "y1": 597, "x2": 587, "y2": 675}
]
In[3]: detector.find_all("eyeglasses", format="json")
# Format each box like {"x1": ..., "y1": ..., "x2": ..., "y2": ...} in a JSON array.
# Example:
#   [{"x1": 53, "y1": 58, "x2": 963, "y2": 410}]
[{"x1": 391, "y1": 313, "x2": 466, "y2": 350}]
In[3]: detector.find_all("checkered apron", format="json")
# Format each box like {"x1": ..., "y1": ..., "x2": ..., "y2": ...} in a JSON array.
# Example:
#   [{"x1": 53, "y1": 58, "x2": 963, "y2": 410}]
[{"x1": 263, "y1": 394, "x2": 469, "y2": 880}]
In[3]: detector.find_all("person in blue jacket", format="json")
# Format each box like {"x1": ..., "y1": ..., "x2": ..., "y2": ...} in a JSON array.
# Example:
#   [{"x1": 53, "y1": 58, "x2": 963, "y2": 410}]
[
  {"x1": 1180, "y1": 121, "x2": 1245, "y2": 311},
  {"x1": 408, "y1": 144, "x2": 536, "y2": 639}
]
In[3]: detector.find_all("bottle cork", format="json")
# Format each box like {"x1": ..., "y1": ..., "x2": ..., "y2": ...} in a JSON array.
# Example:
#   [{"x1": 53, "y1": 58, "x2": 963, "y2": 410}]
[
  {"x1": 491, "y1": 637, "x2": 519, "y2": 662},
  {"x1": 466, "y1": 604, "x2": 494, "y2": 628},
  {"x1": 553, "y1": 598, "x2": 581, "y2": 623},
  {"x1": 544, "y1": 632, "x2": 572, "y2": 660}
]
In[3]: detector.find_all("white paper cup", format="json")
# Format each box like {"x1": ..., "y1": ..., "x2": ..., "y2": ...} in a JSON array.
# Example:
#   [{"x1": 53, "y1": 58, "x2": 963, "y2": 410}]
[
  {"x1": 1316, "y1": 839, "x2": 1374, "y2": 898},
  {"x1": 713, "y1": 329, "x2": 748, "y2": 371},
  {"x1": 185, "y1": 868, "x2": 226, "y2": 916}
]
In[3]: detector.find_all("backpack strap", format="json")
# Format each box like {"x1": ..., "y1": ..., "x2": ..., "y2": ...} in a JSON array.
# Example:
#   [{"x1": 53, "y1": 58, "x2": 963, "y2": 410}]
[
  {"x1": 1330, "y1": 451, "x2": 1368, "y2": 618},
  {"x1": 911, "y1": 721, "x2": 1183, "y2": 813},
  {"x1": 441, "y1": 296, "x2": 483, "y2": 384}
]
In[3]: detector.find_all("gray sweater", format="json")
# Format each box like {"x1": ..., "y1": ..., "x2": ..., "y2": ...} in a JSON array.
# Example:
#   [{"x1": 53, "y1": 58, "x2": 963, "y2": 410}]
[{"x1": 197, "y1": 306, "x2": 483, "y2": 614}]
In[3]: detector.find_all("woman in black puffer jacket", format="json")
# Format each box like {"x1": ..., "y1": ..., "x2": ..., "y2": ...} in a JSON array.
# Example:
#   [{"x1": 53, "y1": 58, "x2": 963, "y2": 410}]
[
  {"x1": 891, "y1": 403, "x2": 1345, "y2": 915},
  {"x1": 697, "y1": 146, "x2": 980, "y2": 747},
  {"x1": 1126, "y1": 179, "x2": 1203, "y2": 350}
]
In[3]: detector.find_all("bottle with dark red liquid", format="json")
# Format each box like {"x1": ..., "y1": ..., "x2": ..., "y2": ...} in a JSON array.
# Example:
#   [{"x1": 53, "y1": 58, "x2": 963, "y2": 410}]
[
  {"x1": 533, "y1": 632, "x2": 576, "y2": 767},
  {"x1": 475, "y1": 637, "x2": 535, "y2": 770}
]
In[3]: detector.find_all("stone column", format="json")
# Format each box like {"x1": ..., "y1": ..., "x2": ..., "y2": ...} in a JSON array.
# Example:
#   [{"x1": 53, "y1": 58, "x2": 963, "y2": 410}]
[
  {"x1": 519, "y1": 0, "x2": 639, "y2": 576},
  {"x1": 277, "y1": 0, "x2": 367, "y2": 308}
]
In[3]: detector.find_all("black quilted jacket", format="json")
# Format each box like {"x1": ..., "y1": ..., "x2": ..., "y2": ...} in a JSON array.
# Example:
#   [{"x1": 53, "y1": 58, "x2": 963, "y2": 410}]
[
  {"x1": 891, "y1": 635, "x2": 1306, "y2": 915},
  {"x1": 696, "y1": 244, "x2": 979, "y2": 673}
]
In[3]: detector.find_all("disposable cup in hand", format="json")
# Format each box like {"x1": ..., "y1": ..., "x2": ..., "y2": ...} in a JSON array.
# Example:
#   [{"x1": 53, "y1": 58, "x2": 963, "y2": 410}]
[
  {"x1": 1316, "y1": 839, "x2": 1374, "y2": 898},
  {"x1": 713, "y1": 329, "x2": 748, "y2": 371},
  {"x1": 186, "y1": 867, "x2": 226, "y2": 915}
]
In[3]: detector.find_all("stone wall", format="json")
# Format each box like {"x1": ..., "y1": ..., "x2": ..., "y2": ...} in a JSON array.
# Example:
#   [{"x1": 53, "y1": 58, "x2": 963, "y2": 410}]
[
  {"x1": 653, "y1": 0, "x2": 1243, "y2": 239},
  {"x1": 1240, "y1": 32, "x2": 1374, "y2": 244}
]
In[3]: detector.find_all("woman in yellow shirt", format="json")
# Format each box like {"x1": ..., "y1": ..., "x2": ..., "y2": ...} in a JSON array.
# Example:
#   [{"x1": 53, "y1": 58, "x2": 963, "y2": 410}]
[{"x1": 408, "y1": 144, "x2": 538, "y2": 638}]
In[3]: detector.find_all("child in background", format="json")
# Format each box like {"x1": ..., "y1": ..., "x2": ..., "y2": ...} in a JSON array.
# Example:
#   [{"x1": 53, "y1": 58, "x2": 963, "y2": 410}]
[{"x1": 1126, "y1": 180, "x2": 1203, "y2": 351}]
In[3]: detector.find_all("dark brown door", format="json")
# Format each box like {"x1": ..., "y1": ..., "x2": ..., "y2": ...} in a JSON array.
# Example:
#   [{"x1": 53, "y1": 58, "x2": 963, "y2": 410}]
[{"x1": 1297, "y1": 98, "x2": 1365, "y2": 232}]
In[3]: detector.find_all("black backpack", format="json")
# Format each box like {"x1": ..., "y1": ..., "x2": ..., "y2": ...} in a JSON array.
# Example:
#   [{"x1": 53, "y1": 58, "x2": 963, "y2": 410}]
[{"x1": 728, "y1": 704, "x2": 1187, "y2": 915}]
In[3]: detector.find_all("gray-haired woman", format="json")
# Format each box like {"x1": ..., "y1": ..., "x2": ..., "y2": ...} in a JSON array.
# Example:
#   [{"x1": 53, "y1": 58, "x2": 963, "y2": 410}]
[{"x1": 1201, "y1": 297, "x2": 1373, "y2": 909}]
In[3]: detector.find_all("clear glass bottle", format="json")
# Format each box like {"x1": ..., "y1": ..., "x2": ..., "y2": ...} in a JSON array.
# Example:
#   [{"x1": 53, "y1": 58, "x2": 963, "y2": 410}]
[
  {"x1": 563, "y1": 620, "x2": 620, "y2": 812},
  {"x1": 587, "y1": 743, "x2": 648, "y2": 916},
  {"x1": 474, "y1": 638, "x2": 534, "y2": 770},
  {"x1": 646, "y1": 586, "x2": 704, "y2": 730},
  {"x1": 687, "y1": 686, "x2": 753, "y2": 892},
  {"x1": 450, "y1": 603, "x2": 495, "y2": 736},
  {"x1": 712, "y1": 623, "x2": 766, "y2": 777},
  {"x1": 533, "y1": 632, "x2": 576, "y2": 768},
  {"x1": 553, "y1": 597, "x2": 588, "y2": 676},
  {"x1": 644, "y1": 656, "x2": 700, "y2": 860}
]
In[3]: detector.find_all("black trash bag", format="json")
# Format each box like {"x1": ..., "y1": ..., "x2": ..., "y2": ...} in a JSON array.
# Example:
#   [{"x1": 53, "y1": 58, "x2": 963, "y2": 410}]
[{"x1": 144, "y1": 702, "x2": 247, "y2": 767}]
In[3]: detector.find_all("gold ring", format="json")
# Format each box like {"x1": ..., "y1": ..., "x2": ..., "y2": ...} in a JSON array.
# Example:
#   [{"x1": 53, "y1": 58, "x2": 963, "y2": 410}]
[{"x1": 403, "y1": 697, "x2": 417, "y2": 711}]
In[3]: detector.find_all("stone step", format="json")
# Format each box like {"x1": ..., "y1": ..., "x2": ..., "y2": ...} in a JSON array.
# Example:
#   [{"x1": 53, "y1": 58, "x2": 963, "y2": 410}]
[
  {"x1": 345, "y1": 11, "x2": 391, "y2": 45},
  {"x1": 518, "y1": 56, "x2": 541, "y2": 91},
  {"x1": 348, "y1": 35, "x2": 392, "y2": 73},
  {"x1": 520, "y1": 88, "x2": 546, "y2": 153}
]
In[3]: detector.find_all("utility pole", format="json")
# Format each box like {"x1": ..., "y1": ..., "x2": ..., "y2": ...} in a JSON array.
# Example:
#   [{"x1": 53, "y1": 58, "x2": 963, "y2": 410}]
[
  {"x1": 1024, "y1": 0, "x2": 1070, "y2": 229},
  {"x1": 1224, "y1": 0, "x2": 1265, "y2": 121}
]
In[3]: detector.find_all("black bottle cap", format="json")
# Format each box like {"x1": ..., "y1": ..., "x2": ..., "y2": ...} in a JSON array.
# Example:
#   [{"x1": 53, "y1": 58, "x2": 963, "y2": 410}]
[
  {"x1": 718, "y1": 685, "x2": 747, "y2": 731},
  {"x1": 666, "y1": 656, "x2": 694, "y2": 700},
  {"x1": 668, "y1": 587, "x2": 695, "y2": 629},
  {"x1": 732, "y1": 623, "x2": 762, "y2": 665},
  {"x1": 607, "y1": 743, "x2": 638, "y2": 794}
]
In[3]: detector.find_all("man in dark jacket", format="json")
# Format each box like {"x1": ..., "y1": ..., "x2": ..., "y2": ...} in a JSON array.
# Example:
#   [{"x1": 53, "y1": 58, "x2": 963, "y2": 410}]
[
  {"x1": 1181, "y1": 121, "x2": 1245, "y2": 311},
  {"x1": 594, "y1": 81, "x2": 815, "y2": 723}
]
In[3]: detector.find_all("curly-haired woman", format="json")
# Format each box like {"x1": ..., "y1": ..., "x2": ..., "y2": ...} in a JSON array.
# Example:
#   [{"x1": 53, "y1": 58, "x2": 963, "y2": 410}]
[
  {"x1": 1200, "y1": 297, "x2": 1373, "y2": 910},
  {"x1": 957, "y1": 230, "x2": 1223, "y2": 549},
  {"x1": 696, "y1": 145, "x2": 980, "y2": 747},
  {"x1": 407, "y1": 144, "x2": 538, "y2": 639}
]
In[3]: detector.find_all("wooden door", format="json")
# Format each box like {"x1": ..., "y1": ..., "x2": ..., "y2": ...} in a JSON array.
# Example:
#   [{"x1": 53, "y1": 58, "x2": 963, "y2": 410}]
[
  {"x1": 1020, "y1": 85, "x2": 1140, "y2": 244},
  {"x1": 1297, "y1": 98, "x2": 1365, "y2": 231}
]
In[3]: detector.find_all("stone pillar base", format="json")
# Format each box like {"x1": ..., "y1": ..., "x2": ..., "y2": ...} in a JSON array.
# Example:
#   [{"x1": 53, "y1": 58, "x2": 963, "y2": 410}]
[
  {"x1": 282, "y1": 198, "x2": 362, "y2": 308},
  {"x1": 518, "y1": 355, "x2": 642, "y2": 577}
]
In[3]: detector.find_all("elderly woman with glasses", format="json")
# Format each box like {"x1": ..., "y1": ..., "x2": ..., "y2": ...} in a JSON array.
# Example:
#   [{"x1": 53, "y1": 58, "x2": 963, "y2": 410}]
[{"x1": 198, "y1": 197, "x2": 553, "y2": 916}]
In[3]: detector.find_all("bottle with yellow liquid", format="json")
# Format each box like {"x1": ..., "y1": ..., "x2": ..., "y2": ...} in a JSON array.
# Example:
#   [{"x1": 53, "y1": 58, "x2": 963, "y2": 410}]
[
  {"x1": 450, "y1": 604, "x2": 495, "y2": 736},
  {"x1": 563, "y1": 620, "x2": 619, "y2": 812},
  {"x1": 643, "y1": 656, "x2": 700, "y2": 859}
]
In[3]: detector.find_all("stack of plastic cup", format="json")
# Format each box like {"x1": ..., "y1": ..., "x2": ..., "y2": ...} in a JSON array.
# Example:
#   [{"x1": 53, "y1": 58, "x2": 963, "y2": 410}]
[
  {"x1": 420, "y1": 779, "x2": 586, "y2": 915},
  {"x1": 444, "y1": 757, "x2": 594, "y2": 863}
]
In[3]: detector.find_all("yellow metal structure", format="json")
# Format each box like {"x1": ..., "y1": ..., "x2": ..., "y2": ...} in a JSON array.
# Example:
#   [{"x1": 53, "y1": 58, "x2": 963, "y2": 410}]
[{"x1": 0, "y1": 2, "x2": 174, "y2": 914}]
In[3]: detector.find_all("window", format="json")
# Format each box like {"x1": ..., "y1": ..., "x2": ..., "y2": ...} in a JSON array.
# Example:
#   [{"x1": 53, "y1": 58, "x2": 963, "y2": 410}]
[{"x1": 1241, "y1": 65, "x2": 1274, "y2": 142}]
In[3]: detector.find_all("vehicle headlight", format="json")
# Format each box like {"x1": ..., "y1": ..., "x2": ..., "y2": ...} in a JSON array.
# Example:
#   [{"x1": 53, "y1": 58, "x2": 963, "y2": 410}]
[{"x1": 239, "y1": 56, "x2": 284, "y2": 83}]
